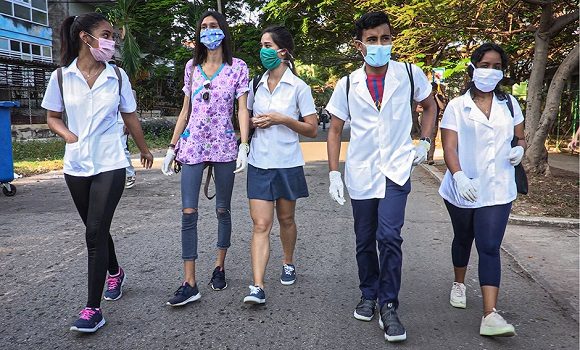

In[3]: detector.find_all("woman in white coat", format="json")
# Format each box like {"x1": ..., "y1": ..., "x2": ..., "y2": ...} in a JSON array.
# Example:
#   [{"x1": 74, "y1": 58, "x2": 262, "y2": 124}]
[{"x1": 439, "y1": 43, "x2": 525, "y2": 337}]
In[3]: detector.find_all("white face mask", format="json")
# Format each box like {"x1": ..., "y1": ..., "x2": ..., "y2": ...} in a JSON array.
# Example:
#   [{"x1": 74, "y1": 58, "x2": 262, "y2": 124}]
[{"x1": 470, "y1": 63, "x2": 503, "y2": 92}]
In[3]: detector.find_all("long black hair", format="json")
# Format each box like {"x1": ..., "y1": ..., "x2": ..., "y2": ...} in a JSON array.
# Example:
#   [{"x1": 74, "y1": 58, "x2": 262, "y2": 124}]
[
  {"x1": 194, "y1": 11, "x2": 233, "y2": 66},
  {"x1": 262, "y1": 25, "x2": 296, "y2": 74},
  {"x1": 464, "y1": 43, "x2": 509, "y2": 99},
  {"x1": 59, "y1": 12, "x2": 109, "y2": 67}
]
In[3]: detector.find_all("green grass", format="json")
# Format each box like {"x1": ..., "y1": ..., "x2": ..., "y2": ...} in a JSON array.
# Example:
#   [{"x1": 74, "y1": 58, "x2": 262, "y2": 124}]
[
  {"x1": 13, "y1": 139, "x2": 65, "y2": 161},
  {"x1": 11, "y1": 131, "x2": 170, "y2": 177}
]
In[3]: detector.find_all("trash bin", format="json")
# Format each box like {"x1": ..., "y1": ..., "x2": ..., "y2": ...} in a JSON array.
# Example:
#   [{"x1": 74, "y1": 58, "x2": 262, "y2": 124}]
[{"x1": 0, "y1": 101, "x2": 20, "y2": 196}]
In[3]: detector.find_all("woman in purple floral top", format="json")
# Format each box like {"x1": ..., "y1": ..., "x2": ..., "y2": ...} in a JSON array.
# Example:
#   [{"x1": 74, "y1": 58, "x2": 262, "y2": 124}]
[{"x1": 161, "y1": 10, "x2": 250, "y2": 306}]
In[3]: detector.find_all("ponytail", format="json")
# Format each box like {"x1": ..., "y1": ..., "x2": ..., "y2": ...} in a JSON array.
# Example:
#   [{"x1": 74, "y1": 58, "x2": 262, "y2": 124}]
[
  {"x1": 59, "y1": 12, "x2": 109, "y2": 67},
  {"x1": 262, "y1": 25, "x2": 298, "y2": 75}
]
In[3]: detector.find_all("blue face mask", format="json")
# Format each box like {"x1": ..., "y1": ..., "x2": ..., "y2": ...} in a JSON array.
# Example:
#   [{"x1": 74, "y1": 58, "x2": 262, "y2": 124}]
[
  {"x1": 361, "y1": 43, "x2": 392, "y2": 67},
  {"x1": 200, "y1": 28, "x2": 225, "y2": 50}
]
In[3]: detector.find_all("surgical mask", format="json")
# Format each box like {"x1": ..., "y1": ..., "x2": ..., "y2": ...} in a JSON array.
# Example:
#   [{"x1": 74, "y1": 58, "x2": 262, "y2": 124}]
[
  {"x1": 470, "y1": 63, "x2": 503, "y2": 92},
  {"x1": 85, "y1": 32, "x2": 115, "y2": 62},
  {"x1": 200, "y1": 28, "x2": 225, "y2": 50},
  {"x1": 359, "y1": 42, "x2": 392, "y2": 67},
  {"x1": 260, "y1": 48, "x2": 283, "y2": 70}
]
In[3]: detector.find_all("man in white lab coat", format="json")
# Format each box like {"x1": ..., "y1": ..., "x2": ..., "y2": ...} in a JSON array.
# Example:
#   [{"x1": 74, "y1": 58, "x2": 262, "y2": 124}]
[{"x1": 325, "y1": 11, "x2": 436, "y2": 343}]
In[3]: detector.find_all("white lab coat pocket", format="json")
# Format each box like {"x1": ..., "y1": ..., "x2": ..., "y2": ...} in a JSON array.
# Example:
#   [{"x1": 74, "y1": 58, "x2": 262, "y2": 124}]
[
  {"x1": 345, "y1": 160, "x2": 372, "y2": 192},
  {"x1": 64, "y1": 141, "x2": 82, "y2": 172},
  {"x1": 390, "y1": 95, "x2": 409, "y2": 120},
  {"x1": 94, "y1": 133, "x2": 126, "y2": 166}
]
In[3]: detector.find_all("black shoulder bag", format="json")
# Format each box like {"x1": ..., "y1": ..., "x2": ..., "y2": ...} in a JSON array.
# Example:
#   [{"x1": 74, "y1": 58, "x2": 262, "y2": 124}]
[{"x1": 505, "y1": 95, "x2": 528, "y2": 195}]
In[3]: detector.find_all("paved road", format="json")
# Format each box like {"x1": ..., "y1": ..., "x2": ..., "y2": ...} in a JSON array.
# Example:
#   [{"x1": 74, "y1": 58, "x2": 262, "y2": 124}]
[{"x1": 0, "y1": 156, "x2": 578, "y2": 349}]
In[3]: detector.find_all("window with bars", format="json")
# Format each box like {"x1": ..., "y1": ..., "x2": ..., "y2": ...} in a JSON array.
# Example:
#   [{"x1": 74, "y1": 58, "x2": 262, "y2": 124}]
[
  {"x1": 0, "y1": 0, "x2": 48, "y2": 26},
  {"x1": 0, "y1": 37, "x2": 52, "y2": 63}
]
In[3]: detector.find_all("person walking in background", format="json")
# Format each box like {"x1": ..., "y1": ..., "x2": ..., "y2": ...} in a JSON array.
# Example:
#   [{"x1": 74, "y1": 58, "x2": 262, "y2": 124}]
[
  {"x1": 568, "y1": 126, "x2": 579, "y2": 152},
  {"x1": 243, "y1": 25, "x2": 318, "y2": 305},
  {"x1": 161, "y1": 10, "x2": 250, "y2": 307},
  {"x1": 326, "y1": 11, "x2": 436, "y2": 343},
  {"x1": 42, "y1": 12, "x2": 153, "y2": 333},
  {"x1": 426, "y1": 81, "x2": 448, "y2": 165},
  {"x1": 439, "y1": 43, "x2": 525, "y2": 337}
]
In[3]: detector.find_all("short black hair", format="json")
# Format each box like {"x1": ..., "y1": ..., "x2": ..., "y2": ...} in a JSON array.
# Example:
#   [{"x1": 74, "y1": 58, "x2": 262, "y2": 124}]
[
  {"x1": 354, "y1": 11, "x2": 391, "y2": 41},
  {"x1": 194, "y1": 11, "x2": 233, "y2": 66}
]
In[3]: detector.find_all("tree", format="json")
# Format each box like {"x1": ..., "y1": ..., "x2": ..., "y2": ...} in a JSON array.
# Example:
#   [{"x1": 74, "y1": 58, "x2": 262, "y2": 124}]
[{"x1": 521, "y1": 0, "x2": 578, "y2": 175}]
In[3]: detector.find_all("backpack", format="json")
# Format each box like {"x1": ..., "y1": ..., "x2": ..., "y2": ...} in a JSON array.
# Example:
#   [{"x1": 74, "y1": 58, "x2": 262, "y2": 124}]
[
  {"x1": 505, "y1": 95, "x2": 528, "y2": 195},
  {"x1": 57, "y1": 65, "x2": 122, "y2": 126},
  {"x1": 344, "y1": 62, "x2": 415, "y2": 117}
]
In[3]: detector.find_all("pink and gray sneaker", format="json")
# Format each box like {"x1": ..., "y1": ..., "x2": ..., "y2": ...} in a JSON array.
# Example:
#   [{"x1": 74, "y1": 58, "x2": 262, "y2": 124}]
[
  {"x1": 70, "y1": 307, "x2": 105, "y2": 333},
  {"x1": 104, "y1": 267, "x2": 126, "y2": 301}
]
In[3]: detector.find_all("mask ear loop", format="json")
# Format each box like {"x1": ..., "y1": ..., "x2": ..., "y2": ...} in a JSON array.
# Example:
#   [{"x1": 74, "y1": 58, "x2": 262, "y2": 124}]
[{"x1": 278, "y1": 49, "x2": 295, "y2": 69}]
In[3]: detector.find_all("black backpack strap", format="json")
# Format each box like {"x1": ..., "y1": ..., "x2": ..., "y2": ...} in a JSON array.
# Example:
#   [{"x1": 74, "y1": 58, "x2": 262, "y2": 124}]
[
  {"x1": 57, "y1": 67, "x2": 68, "y2": 126},
  {"x1": 113, "y1": 65, "x2": 122, "y2": 114},
  {"x1": 346, "y1": 74, "x2": 350, "y2": 117},
  {"x1": 405, "y1": 62, "x2": 415, "y2": 110},
  {"x1": 505, "y1": 93, "x2": 515, "y2": 119},
  {"x1": 252, "y1": 74, "x2": 262, "y2": 95}
]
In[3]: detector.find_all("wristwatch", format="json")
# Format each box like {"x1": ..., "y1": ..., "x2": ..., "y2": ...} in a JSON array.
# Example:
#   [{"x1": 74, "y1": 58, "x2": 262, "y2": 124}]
[{"x1": 420, "y1": 137, "x2": 431, "y2": 144}]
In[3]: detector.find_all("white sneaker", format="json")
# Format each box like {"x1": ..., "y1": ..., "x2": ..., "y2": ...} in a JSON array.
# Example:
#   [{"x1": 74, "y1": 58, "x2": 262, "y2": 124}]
[
  {"x1": 480, "y1": 308, "x2": 516, "y2": 337},
  {"x1": 125, "y1": 176, "x2": 136, "y2": 189},
  {"x1": 450, "y1": 282, "x2": 466, "y2": 308}
]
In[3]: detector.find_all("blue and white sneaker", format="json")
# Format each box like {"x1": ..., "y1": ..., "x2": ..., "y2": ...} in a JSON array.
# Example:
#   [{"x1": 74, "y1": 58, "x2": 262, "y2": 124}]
[
  {"x1": 104, "y1": 267, "x2": 126, "y2": 301},
  {"x1": 280, "y1": 264, "x2": 296, "y2": 285},
  {"x1": 70, "y1": 307, "x2": 106, "y2": 333},
  {"x1": 166, "y1": 282, "x2": 201, "y2": 307},
  {"x1": 243, "y1": 285, "x2": 266, "y2": 304}
]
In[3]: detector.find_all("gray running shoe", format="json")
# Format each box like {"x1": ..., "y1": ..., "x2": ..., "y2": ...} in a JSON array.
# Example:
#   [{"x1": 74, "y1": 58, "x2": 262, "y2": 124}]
[
  {"x1": 379, "y1": 303, "x2": 407, "y2": 342},
  {"x1": 354, "y1": 297, "x2": 376, "y2": 321}
]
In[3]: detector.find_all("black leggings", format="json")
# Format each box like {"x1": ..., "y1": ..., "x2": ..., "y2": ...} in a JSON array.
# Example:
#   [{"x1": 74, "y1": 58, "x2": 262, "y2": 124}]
[{"x1": 65, "y1": 168, "x2": 125, "y2": 308}]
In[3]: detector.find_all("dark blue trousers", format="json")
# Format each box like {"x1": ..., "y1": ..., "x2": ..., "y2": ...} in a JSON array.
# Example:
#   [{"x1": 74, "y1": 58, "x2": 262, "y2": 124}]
[
  {"x1": 351, "y1": 177, "x2": 411, "y2": 309},
  {"x1": 444, "y1": 200, "x2": 512, "y2": 287}
]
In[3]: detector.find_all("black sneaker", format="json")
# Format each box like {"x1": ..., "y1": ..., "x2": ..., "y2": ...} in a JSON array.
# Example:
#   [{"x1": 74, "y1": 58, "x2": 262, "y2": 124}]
[
  {"x1": 379, "y1": 303, "x2": 407, "y2": 342},
  {"x1": 70, "y1": 307, "x2": 105, "y2": 333},
  {"x1": 209, "y1": 266, "x2": 227, "y2": 290},
  {"x1": 166, "y1": 282, "x2": 201, "y2": 307},
  {"x1": 354, "y1": 297, "x2": 376, "y2": 321}
]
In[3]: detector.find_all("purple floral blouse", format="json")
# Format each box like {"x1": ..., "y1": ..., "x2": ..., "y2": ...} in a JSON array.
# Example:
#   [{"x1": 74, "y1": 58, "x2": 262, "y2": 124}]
[{"x1": 175, "y1": 57, "x2": 249, "y2": 165}]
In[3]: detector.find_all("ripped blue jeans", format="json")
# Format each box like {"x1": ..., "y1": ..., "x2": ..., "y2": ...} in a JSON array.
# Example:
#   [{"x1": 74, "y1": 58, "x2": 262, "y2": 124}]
[{"x1": 180, "y1": 161, "x2": 236, "y2": 260}]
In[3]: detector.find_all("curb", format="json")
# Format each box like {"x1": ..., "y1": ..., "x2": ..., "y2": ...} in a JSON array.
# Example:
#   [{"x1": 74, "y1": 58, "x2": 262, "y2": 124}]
[{"x1": 420, "y1": 164, "x2": 580, "y2": 230}]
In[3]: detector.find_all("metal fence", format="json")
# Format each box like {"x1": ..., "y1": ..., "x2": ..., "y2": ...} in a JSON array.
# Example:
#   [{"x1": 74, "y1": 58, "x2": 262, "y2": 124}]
[{"x1": 0, "y1": 56, "x2": 57, "y2": 125}]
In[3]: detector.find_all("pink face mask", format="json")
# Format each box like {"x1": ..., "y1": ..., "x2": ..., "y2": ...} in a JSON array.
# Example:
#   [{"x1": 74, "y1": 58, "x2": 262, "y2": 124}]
[{"x1": 84, "y1": 32, "x2": 116, "y2": 62}]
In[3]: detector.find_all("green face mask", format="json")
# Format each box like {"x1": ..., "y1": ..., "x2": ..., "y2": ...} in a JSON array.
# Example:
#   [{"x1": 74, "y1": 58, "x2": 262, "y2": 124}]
[{"x1": 260, "y1": 47, "x2": 282, "y2": 70}]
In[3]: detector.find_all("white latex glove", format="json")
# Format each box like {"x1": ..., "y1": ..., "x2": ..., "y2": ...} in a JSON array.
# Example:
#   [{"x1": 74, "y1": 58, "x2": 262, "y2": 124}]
[
  {"x1": 453, "y1": 171, "x2": 478, "y2": 202},
  {"x1": 412, "y1": 140, "x2": 431, "y2": 166},
  {"x1": 509, "y1": 146, "x2": 524, "y2": 166},
  {"x1": 234, "y1": 143, "x2": 249, "y2": 173},
  {"x1": 329, "y1": 171, "x2": 346, "y2": 205},
  {"x1": 162, "y1": 148, "x2": 175, "y2": 176}
]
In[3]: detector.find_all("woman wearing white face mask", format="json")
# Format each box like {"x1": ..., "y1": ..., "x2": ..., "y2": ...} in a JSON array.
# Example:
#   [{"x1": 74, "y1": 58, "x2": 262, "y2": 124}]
[
  {"x1": 42, "y1": 12, "x2": 153, "y2": 333},
  {"x1": 439, "y1": 43, "x2": 526, "y2": 337}
]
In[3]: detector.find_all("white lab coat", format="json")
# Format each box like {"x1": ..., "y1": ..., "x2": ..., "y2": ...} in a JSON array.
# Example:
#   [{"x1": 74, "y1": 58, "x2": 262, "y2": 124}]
[
  {"x1": 326, "y1": 61, "x2": 431, "y2": 199},
  {"x1": 42, "y1": 59, "x2": 136, "y2": 176},
  {"x1": 247, "y1": 68, "x2": 317, "y2": 169},
  {"x1": 438, "y1": 92, "x2": 524, "y2": 208}
]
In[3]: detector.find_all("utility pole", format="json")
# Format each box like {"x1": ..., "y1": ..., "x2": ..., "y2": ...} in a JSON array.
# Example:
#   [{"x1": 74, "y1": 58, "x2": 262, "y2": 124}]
[{"x1": 217, "y1": 0, "x2": 222, "y2": 13}]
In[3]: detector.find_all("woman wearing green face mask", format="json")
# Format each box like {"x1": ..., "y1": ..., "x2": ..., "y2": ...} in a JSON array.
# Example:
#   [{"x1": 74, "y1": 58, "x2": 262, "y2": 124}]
[{"x1": 243, "y1": 26, "x2": 319, "y2": 305}]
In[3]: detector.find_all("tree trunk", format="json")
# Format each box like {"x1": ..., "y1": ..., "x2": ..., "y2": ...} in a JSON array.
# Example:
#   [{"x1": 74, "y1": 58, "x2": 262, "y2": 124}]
[
  {"x1": 524, "y1": 4, "x2": 553, "y2": 144},
  {"x1": 525, "y1": 43, "x2": 580, "y2": 175}
]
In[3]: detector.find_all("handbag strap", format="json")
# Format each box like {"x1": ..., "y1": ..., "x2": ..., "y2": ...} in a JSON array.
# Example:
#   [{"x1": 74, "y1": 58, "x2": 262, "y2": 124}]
[{"x1": 203, "y1": 164, "x2": 216, "y2": 200}]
